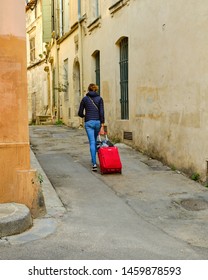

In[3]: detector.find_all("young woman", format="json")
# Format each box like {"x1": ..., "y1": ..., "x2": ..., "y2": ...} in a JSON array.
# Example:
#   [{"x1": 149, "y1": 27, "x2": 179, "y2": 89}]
[{"x1": 78, "y1": 83, "x2": 105, "y2": 171}]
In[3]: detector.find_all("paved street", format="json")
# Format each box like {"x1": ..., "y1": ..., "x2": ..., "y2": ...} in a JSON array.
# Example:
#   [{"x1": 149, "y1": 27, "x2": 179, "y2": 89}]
[{"x1": 1, "y1": 125, "x2": 208, "y2": 259}]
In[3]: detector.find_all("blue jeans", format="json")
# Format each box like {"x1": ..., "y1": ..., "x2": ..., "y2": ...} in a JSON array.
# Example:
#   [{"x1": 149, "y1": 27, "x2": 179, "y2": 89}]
[{"x1": 85, "y1": 120, "x2": 101, "y2": 165}]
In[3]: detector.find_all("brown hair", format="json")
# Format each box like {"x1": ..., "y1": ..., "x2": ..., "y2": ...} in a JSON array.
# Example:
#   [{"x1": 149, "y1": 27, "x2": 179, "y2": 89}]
[{"x1": 88, "y1": 83, "x2": 99, "y2": 92}]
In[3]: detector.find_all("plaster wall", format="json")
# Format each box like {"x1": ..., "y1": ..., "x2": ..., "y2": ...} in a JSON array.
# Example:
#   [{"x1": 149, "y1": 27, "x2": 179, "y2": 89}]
[
  {"x1": 27, "y1": 64, "x2": 48, "y2": 122},
  {"x1": 27, "y1": 0, "x2": 208, "y2": 181},
  {"x1": 80, "y1": 0, "x2": 208, "y2": 180},
  {"x1": 56, "y1": 28, "x2": 81, "y2": 127},
  {"x1": 0, "y1": 0, "x2": 45, "y2": 217},
  {"x1": 26, "y1": 1, "x2": 48, "y2": 122}
]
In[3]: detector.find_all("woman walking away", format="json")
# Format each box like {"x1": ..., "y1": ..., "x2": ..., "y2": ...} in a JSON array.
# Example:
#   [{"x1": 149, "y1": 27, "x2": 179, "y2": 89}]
[{"x1": 78, "y1": 83, "x2": 105, "y2": 171}]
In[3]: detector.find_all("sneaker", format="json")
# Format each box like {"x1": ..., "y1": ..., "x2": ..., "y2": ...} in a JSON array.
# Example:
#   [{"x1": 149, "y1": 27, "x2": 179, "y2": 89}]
[{"x1": 92, "y1": 164, "x2": 97, "y2": 172}]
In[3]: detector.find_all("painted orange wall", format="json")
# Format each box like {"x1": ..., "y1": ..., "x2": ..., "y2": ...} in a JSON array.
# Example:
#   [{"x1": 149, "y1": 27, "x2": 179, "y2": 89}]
[{"x1": 0, "y1": 0, "x2": 45, "y2": 217}]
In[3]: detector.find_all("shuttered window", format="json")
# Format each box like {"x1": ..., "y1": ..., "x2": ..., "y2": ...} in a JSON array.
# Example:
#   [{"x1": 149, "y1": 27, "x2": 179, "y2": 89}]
[
  {"x1": 119, "y1": 37, "x2": 129, "y2": 119},
  {"x1": 42, "y1": 0, "x2": 52, "y2": 42}
]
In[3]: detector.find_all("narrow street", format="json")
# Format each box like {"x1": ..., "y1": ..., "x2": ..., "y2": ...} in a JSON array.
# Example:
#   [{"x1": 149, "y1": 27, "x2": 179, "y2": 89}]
[{"x1": 1, "y1": 124, "x2": 208, "y2": 259}]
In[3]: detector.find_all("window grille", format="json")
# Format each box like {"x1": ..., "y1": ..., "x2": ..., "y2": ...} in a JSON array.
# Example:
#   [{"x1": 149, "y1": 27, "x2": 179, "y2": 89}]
[
  {"x1": 95, "y1": 51, "x2": 100, "y2": 94},
  {"x1": 119, "y1": 37, "x2": 129, "y2": 119},
  {"x1": 123, "y1": 131, "x2": 133, "y2": 140}
]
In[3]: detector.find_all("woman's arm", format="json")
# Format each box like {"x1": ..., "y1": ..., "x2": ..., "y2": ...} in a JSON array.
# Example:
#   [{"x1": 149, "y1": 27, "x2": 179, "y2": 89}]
[
  {"x1": 99, "y1": 98, "x2": 105, "y2": 124},
  {"x1": 78, "y1": 99, "x2": 85, "y2": 118}
]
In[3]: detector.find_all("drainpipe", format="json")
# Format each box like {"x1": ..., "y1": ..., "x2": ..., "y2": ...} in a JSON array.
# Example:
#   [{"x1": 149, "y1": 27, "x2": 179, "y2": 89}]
[
  {"x1": 53, "y1": 39, "x2": 60, "y2": 121},
  {"x1": 55, "y1": 1, "x2": 60, "y2": 121},
  {"x1": 78, "y1": 0, "x2": 84, "y2": 127},
  {"x1": 78, "y1": 0, "x2": 84, "y2": 97}
]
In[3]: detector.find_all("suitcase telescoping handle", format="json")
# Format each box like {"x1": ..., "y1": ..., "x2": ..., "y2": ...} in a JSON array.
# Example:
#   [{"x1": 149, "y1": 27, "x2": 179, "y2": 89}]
[
  {"x1": 97, "y1": 134, "x2": 114, "y2": 148},
  {"x1": 98, "y1": 134, "x2": 109, "y2": 142}
]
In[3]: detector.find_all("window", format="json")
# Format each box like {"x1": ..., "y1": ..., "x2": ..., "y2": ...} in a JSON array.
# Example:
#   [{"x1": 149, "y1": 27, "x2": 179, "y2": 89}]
[
  {"x1": 63, "y1": 59, "x2": 69, "y2": 101},
  {"x1": 52, "y1": 69, "x2": 56, "y2": 109},
  {"x1": 119, "y1": 37, "x2": 129, "y2": 119},
  {"x1": 63, "y1": 0, "x2": 69, "y2": 33},
  {"x1": 30, "y1": 37, "x2": 35, "y2": 62},
  {"x1": 78, "y1": 0, "x2": 81, "y2": 19},
  {"x1": 95, "y1": 51, "x2": 100, "y2": 94},
  {"x1": 109, "y1": 0, "x2": 130, "y2": 16},
  {"x1": 59, "y1": 0, "x2": 64, "y2": 36},
  {"x1": 42, "y1": 0, "x2": 52, "y2": 42},
  {"x1": 78, "y1": 0, "x2": 86, "y2": 20},
  {"x1": 34, "y1": 1, "x2": 38, "y2": 18},
  {"x1": 88, "y1": 0, "x2": 99, "y2": 23},
  {"x1": 92, "y1": 0, "x2": 99, "y2": 19},
  {"x1": 52, "y1": 0, "x2": 56, "y2": 33},
  {"x1": 87, "y1": 0, "x2": 100, "y2": 32},
  {"x1": 59, "y1": 0, "x2": 69, "y2": 37}
]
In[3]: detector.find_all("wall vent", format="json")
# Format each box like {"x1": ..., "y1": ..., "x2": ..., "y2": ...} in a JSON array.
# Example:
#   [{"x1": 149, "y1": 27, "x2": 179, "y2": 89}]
[
  {"x1": 123, "y1": 131, "x2": 133, "y2": 140},
  {"x1": 68, "y1": 107, "x2": 71, "y2": 118}
]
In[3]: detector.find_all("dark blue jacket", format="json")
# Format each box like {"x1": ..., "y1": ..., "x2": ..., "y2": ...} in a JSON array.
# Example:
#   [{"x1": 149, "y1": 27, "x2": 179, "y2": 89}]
[{"x1": 78, "y1": 91, "x2": 105, "y2": 123}]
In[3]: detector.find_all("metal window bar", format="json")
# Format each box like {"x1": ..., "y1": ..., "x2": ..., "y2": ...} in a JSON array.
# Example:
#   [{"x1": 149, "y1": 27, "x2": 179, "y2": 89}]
[{"x1": 119, "y1": 37, "x2": 129, "y2": 119}]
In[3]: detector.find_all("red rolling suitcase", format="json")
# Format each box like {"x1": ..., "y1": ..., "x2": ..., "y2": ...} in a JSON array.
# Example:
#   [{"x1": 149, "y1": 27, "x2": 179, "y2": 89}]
[{"x1": 98, "y1": 145, "x2": 122, "y2": 174}]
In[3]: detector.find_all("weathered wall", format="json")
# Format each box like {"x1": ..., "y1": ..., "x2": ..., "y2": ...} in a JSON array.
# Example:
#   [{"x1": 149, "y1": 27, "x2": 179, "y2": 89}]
[
  {"x1": 54, "y1": 6, "x2": 83, "y2": 127},
  {"x1": 0, "y1": 0, "x2": 45, "y2": 217},
  {"x1": 27, "y1": 63, "x2": 48, "y2": 122},
  {"x1": 28, "y1": 0, "x2": 208, "y2": 181},
  {"x1": 26, "y1": 1, "x2": 49, "y2": 123},
  {"x1": 80, "y1": 0, "x2": 208, "y2": 180}
]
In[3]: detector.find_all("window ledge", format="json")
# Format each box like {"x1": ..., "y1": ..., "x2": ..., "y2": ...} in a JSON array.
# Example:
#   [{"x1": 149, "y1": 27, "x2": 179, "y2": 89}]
[
  {"x1": 27, "y1": 58, "x2": 45, "y2": 70},
  {"x1": 57, "y1": 22, "x2": 79, "y2": 44},
  {"x1": 87, "y1": 17, "x2": 101, "y2": 34},
  {"x1": 109, "y1": 0, "x2": 130, "y2": 16}
]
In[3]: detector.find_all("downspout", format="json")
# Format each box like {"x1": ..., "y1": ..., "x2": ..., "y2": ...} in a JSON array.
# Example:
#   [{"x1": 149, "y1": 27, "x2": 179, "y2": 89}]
[
  {"x1": 78, "y1": 0, "x2": 84, "y2": 97},
  {"x1": 56, "y1": 1, "x2": 61, "y2": 120},
  {"x1": 56, "y1": 41, "x2": 60, "y2": 120},
  {"x1": 78, "y1": 0, "x2": 84, "y2": 127}
]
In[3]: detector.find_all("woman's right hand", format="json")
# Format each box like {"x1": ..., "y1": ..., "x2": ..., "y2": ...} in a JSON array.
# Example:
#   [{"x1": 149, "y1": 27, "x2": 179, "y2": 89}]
[{"x1": 99, "y1": 125, "x2": 105, "y2": 135}]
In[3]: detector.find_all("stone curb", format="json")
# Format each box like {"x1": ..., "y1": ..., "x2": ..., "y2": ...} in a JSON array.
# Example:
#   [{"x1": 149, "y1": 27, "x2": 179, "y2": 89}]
[
  {"x1": 0, "y1": 203, "x2": 32, "y2": 237},
  {"x1": 0, "y1": 149, "x2": 65, "y2": 242}
]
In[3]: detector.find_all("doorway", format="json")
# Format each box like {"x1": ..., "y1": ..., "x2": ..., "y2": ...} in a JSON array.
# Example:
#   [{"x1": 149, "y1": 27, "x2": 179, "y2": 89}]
[{"x1": 73, "y1": 61, "x2": 81, "y2": 117}]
